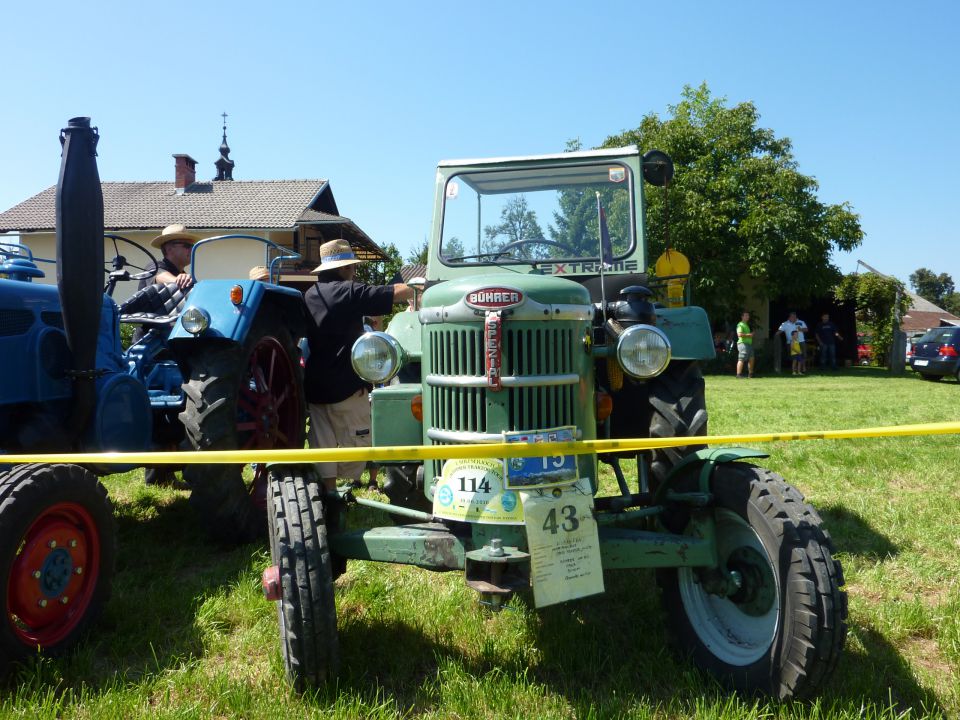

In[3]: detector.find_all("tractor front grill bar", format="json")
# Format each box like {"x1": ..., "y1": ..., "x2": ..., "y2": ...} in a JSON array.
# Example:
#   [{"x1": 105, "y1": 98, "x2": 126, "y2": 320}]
[{"x1": 425, "y1": 324, "x2": 581, "y2": 477}]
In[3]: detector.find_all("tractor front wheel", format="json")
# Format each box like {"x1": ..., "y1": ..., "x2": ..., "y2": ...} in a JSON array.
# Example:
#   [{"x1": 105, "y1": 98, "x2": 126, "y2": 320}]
[
  {"x1": 180, "y1": 309, "x2": 305, "y2": 544},
  {"x1": 647, "y1": 360, "x2": 708, "y2": 487},
  {"x1": 0, "y1": 464, "x2": 115, "y2": 672},
  {"x1": 657, "y1": 463, "x2": 847, "y2": 700},
  {"x1": 266, "y1": 465, "x2": 339, "y2": 691}
]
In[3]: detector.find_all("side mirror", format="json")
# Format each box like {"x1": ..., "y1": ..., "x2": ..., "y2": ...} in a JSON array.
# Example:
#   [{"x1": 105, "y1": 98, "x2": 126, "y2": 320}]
[
  {"x1": 642, "y1": 150, "x2": 674, "y2": 187},
  {"x1": 407, "y1": 276, "x2": 426, "y2": 311}
]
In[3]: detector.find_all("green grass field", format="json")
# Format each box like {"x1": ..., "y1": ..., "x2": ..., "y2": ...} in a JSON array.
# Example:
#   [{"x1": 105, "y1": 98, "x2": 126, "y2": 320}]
[{"x1": 4, "y1": 368, "x2": 959, "y2": 719}]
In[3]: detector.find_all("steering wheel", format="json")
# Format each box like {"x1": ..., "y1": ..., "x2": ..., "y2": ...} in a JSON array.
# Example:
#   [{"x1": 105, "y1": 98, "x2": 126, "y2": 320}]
[
  {"x1": 493, "y1": 238, "x2": 580, "y2": 259},
  {"x1": 104, "y1": 234, "x2": 159, "y2": 295}
]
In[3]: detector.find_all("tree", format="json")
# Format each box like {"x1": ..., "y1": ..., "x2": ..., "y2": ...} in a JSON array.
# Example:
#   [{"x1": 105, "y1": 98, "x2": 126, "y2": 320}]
[
  {"x1": 483, "y1": 196, "x2": 546, "y2": 258},
  {"x1": 601, "y1": 83, "x2": 863, "y2": 324},
  {"x1": 909, "y1": 267, "x2": 955, "y2": 307},
  {"x1": 834, "y1": 272, "x2": 910, "y2": 366},
  {"x1": 407, "y1": 238, "x2": 429, "y2": 265},
  {"x1": 355, "y1": 242, "x2": 403, "y2": 287}
]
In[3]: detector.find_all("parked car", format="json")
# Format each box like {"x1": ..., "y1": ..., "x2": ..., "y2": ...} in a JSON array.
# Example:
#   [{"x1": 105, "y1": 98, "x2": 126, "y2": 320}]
[{"x1": 908, "y1": 326, "x2": 960, "y2": 381}]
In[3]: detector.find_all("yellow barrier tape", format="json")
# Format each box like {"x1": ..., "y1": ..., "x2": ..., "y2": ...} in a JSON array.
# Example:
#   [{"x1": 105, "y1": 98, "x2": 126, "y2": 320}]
[{"x1": 1, "y1": 421, "x2": 959, "y2": 466}]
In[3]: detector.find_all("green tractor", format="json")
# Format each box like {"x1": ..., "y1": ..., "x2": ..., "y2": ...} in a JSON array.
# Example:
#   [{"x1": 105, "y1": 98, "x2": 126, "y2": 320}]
[{"x1": 261, "y1": 146, "x2": 847, "y2": 699}]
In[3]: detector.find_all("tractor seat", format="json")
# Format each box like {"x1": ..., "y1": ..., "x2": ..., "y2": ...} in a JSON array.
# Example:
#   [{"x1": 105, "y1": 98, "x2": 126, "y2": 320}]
[{"x1": 119, "y1": 281, "x2": 188, "y2": 326}]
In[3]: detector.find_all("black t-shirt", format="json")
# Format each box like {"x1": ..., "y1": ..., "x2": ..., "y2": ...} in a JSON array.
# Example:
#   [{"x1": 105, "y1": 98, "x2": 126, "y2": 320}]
[
  {"x1": 304, "y1": 279, "x2": 396, "y2": 404},
  {"x1": 138, "y1": 257, "x2": 180, "y2": 290},
  {"x1": 817, "y1": 321, "x2": 839, "y2": 346}
]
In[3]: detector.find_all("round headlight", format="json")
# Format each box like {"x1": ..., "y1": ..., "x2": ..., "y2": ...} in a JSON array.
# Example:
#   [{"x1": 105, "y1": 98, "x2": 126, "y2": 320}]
[
  {"x1": 351, "y1": 331, "x2": 405, "y2": 383},
  {"x1": 181, "y1": 307, "x2": 210, "y2": 335},
  {"x1": 616, "y1": 324, "x2": 671, "y2": 378}
]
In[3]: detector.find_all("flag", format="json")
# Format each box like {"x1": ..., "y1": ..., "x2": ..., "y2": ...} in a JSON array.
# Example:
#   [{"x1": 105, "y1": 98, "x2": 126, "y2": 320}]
[{"x1": 596, "y1": 192, "x2": 613, "y2": 268}]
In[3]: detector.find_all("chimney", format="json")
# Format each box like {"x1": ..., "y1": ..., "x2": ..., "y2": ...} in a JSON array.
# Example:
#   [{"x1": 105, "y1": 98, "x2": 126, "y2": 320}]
[{"x1": 173, "y1": 154, "x2": 197, "y2": 190}]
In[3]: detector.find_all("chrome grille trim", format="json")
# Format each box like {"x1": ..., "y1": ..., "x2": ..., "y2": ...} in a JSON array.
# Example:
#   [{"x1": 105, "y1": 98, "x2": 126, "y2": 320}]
[{"x1": 426, "y1": 373, "x2": 579, "y2": 388}]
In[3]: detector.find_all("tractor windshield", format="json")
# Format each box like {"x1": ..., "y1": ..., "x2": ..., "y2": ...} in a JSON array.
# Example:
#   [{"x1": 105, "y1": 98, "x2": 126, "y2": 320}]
[{"x1": 440, "y1": 161, "x2": 636, "y2": 267}]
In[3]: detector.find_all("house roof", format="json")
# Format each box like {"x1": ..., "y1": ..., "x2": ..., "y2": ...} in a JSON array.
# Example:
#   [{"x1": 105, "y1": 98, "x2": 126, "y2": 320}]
[
  {"x1": 0, "y1": 179, "x2": 388, "y2": 261},
  {"x1": 901, "y1": 290, "x2": 960, "y2": 332},
  {"x1": 0, "y1": 180, "x2": 332, "y2": 231}
]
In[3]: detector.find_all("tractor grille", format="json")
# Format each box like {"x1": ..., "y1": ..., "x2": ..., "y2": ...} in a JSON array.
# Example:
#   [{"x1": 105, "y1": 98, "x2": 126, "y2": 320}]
[
  {"x1": 0, "y1": 309, "x2": 35, "y2": 337},
  {"x1": 425, "y1": 324, "x2": 580, "y2": 436}
]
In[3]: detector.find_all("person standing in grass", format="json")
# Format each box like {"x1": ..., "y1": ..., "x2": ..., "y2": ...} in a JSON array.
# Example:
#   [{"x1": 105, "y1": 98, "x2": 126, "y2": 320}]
[
  {"x1": 790, "y1": 330, "x2": 806, "y2": 375},
  {"x1": 816, "y1": 312, "x2": 843, "y2": 370},
  {"x1": 736, "y1": 310, "x2": 755, "y2": 378}
]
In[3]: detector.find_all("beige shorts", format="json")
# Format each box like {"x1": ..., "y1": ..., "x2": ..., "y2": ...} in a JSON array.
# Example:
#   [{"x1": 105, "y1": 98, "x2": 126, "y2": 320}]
[{"x1": 308, "y1": 389, "x2": 371, "y2": 482}]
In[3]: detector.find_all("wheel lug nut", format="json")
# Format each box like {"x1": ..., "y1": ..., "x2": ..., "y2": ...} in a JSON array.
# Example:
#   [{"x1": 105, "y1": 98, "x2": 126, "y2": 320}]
[
  {"x1": 48, "y1": 540, "x2": 57, "y2": 549},
  {"x1": 69, "y1": 539, "x2": 78, "y2": 548},
  {"x1": 38, "y1": 599, "x2": 48, "y2": 608},
  {"x1": 75, "y1": 567, "x2": 83, "y2": 575},
  {"x1": 32, "y1": 571, "x2": 41, "y2": 580},
  {"x1": 60, "y1": 596, "x2": 69, "y2": 605}
]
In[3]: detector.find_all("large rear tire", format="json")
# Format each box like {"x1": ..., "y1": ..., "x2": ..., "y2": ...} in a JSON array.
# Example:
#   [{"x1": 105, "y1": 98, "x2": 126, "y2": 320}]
[
  {"x1": 0, "y1": 464, "x2": 115, "y2": 672},
  {"x1": 648, "y1": 360, "x2": 708, "y2": 486},
  {"x1": 267, "y1": 465, "x2": 339, "y2": 691},
  {"x1": 179, "y1": 308, "x2": 305, "y2": 544},
  {"x1": 657, "y1": 463, "x2": 847, "y2": 700}
]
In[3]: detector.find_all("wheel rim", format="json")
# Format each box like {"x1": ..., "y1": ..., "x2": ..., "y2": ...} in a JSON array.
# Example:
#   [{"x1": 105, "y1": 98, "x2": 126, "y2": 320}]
[
  {"x1": 7, "y1": 502, "x2": 101, "y2": 646},
  {"x1": 237, "y1": 336, "x2": 300, "y2": 451},
  {"x1": 678, "y1": 509, "x2": 779, "y2": 666}
]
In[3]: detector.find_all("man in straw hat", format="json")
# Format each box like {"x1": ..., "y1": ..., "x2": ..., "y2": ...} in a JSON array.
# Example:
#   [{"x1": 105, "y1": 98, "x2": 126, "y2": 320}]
[
  {"x1": 138, "y1": 223, "x2": 200, "y2": 487},
  {"x1": 139, "y1": 223, "x2": 200, "y2": 291},
  {"x1": 304, "y1": 239, "x2": 414, "y2": 490}
]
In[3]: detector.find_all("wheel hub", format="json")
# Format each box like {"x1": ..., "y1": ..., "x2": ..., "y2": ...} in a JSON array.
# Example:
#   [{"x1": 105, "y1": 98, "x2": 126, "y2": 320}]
[
  {"x1": 726, "y1": 546, "x2": 776, "y2": 616},
  {"x1": 39, "y1": 547, "x2": 75, "y2": 598}
]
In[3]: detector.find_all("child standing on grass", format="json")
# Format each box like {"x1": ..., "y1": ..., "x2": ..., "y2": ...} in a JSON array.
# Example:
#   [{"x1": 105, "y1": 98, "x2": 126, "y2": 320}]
[{"x1": 790, "y1": 330, "x2": 805, "y2": 375}]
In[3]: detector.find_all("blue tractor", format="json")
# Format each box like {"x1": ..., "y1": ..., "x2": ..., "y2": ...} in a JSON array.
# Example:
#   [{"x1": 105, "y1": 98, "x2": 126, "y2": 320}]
[{"x1": 0, "y1": 117, "x2": 309, "y2": 671}]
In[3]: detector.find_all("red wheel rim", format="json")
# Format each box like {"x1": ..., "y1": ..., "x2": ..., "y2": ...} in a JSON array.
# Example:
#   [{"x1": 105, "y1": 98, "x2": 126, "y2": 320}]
[
  {"x1": 7, "y1": 502, "x2": 101, "y2": 647},
  {"x1": 237, "y1": 336, "x2": 300, "y2": 507},
  {"x1": 237, "y1": 336, "x2": 301, "y2": 452}
]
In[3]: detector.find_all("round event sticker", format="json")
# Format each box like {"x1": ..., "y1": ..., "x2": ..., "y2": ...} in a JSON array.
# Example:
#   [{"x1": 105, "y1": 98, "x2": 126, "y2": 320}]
[{"x1": 432, "y1": 457, "x2": 524, "y2": 524}]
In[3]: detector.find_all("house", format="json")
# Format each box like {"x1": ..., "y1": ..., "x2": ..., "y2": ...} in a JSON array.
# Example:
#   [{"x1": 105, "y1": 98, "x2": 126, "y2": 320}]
[
  {"x1": 901, "y1": 290, "x2": 960, "y2": 334},
  {"x1": 0, "y1": 128, "x2": 386, "y2": 301}
]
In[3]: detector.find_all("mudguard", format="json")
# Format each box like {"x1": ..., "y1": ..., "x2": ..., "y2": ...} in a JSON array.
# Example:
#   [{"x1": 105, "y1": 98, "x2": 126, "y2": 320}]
[
  {"x1": 655, "y1": 447, "x2": 770, "y2": 503},
  {"x1": 655, "y1": 305, "x2": 716, "y2": 361}
]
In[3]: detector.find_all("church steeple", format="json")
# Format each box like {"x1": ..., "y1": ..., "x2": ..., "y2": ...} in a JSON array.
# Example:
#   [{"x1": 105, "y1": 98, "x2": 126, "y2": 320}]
[{"x1": 214, "y1": 112, "x2": 235, "y2": 181}]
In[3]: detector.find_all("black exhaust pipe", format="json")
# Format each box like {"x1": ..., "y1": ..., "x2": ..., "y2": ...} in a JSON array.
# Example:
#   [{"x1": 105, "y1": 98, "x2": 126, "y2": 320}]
[{"x1": 56, "y1": 117, "x2": 104, "y2": 443}]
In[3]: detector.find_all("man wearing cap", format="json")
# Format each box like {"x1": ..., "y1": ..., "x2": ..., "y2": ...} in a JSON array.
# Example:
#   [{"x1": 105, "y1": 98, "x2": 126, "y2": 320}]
[
  {"x1": 304, "y1": 239, "x2": 414, "y2": 490},
  {"x1": 139, "y1": 223, "x2": 199, "y2": 291}
]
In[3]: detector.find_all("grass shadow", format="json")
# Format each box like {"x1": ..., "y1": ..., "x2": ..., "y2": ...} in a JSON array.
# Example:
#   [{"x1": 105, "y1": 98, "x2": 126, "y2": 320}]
[{"x1": 819, "y1": 503, "x2": 901, "y2": 560}]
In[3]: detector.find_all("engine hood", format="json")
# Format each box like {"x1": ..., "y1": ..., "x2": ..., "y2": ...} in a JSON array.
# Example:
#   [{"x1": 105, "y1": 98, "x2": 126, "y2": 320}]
[{"x1": 421, "y1": 273, "x2": 590, "y2": 310}]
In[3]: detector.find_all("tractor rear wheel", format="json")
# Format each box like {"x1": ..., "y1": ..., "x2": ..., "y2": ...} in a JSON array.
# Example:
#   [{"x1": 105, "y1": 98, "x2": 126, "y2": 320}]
[
  {"x1": 267, "y1": 465, "x2": 339, "y2": 691},
  {"x1": 657, "y1": 463, "x2": 847, "y2": 700},
  {"x1": 180, "y1": 309, "x2": 305, "y2": 544},
  {"x1": 647, "y1": 360, "x2": 708, "y2": 487},
  {"x1": 0, "y1": 463, "x2": 115, "y2": 672}
]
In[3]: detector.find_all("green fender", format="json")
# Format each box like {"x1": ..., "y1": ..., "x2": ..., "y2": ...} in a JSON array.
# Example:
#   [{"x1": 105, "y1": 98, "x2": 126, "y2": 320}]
[{"x1": 654, "y1": 447, "x2": 770, "y2": 504}]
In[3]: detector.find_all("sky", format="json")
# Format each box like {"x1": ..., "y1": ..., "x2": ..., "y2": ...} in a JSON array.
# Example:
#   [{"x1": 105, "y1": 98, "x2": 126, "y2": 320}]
[{"x1": 2, "y1": 1, "x2": 958, "y2": 289}]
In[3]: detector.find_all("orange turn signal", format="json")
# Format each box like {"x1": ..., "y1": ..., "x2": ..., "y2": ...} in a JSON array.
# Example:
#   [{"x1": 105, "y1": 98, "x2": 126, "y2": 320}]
[
  {"x1": 230, "y1": 284, "x2": 243, "y2": 305},
  {"x1": 411, "y1": 394, "x2": 423, "y2": 422},
  {"x1": 596, "y1": 391, "x2": 613, "y2": 422}
]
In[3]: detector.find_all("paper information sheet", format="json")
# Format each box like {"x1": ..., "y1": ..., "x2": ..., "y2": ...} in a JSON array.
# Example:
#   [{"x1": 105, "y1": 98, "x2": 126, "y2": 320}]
[{"x1": 520, "y1": 481, "x2": 604, "y2": 608}]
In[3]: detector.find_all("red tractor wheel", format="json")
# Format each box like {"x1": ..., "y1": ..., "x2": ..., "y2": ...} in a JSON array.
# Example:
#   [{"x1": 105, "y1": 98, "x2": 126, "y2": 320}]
[{"x1": 0, "y1": 464, "x2": 115, "y2": 672}]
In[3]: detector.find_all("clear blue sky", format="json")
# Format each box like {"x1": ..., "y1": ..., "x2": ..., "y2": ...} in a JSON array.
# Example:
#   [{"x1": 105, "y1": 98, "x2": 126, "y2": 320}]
[{"x1": 2, "y1": 1, "x2": 958, "y2": 289}]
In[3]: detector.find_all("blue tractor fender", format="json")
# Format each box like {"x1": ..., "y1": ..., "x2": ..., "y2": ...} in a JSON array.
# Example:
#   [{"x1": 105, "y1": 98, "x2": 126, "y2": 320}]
[{"x1": 167, "y1": 279, "x2": 309, "y2": 347}]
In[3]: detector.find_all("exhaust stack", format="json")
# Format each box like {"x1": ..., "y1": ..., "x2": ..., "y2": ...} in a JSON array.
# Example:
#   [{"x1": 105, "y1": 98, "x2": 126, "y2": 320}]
[{"x1": 55, "y1": 116, "x2": 104, "y2": 442}]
